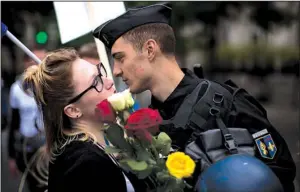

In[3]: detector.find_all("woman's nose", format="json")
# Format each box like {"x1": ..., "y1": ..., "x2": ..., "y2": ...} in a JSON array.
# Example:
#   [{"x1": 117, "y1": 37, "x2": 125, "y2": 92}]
[{"x1": 103, "y1": 77, "x2": 115, "y2": 90}]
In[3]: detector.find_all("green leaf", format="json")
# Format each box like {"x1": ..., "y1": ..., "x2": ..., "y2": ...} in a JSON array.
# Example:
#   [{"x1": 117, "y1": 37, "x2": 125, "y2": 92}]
[
  {"x1": 154, "y1": 158, "x2": 166, "y2": 171},
  {"x1": 147, "y1": 158, "x2": 157, "y2": 165},
  {"x1": 176, "y1": 179, "x2": 186, "y2": 189},
  {"x1": 130, "y1": 139, "x2": 153, "y2": 161},
  {"x1": 120, "y1": 159, "x2": 148, "y2": 171},
  {"x1": 136, "y1": 167, "x2": 153, "y2": 179},
  {"x1": 165, "y1": 178, "x2": 184, "y2": 192},
  {"x1": 155, "y1": 132, "x2": 172, "y2": 156},
  {"x1": 132, "y1": 140, "x2": 150, "y2": 161},
  {"x1": 157, "y1": 132, "x2": 172, "y2": 142},
  {"x1": 152, "y1": 136, "x2": 157, "y2": 145},
  {"x1": 172, "y1": 188, "x2": 184, "y2": 192},
  {"x1": 105, "y1": 124, "x2": 134, "y2": 155},
  {"x1": 104, "y1": 146, "x2": 122, "y2": 154},
  {"x1": 127, "y1": 160, "x2": 148, "y2": 171},
  {"x1": 156, "y1": 177, "x2": 182, "y2": 192},
  {"x1": 119, "y1": 161, "x2": 131, "y2": 173},
  {"x1": 137, "y1": 151, "x2": 152, "y2": 161},
  {"x1": 136, "y1": 148, "x2": 152, "y2": 161},
  {"x1": 156, "y1": 172, "x2": 171, "y2": 182},
  {"x1": 161, "y1": 143, "x2": 172, "y2": 156}
]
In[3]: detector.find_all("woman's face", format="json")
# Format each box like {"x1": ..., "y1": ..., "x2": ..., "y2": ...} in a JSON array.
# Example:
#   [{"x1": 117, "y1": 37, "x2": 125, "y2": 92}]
[{"x1": 67, "y1": 59, "x2": 116, "y2": 122}]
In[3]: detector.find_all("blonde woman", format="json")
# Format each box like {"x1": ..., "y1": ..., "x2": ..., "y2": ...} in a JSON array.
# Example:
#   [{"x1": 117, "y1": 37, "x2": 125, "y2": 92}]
[{"x1": 22, "y1": 48, "x2": 147, "y2": 192}]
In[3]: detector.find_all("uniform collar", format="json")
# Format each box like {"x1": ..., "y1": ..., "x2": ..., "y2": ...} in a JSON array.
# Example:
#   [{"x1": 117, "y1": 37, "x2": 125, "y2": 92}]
[{"x1": 150, "y1": 68, "x2": 201, "y2": 119}]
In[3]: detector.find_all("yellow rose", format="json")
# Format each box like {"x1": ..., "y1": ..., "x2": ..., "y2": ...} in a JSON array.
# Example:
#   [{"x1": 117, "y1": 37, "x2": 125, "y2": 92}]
[
  {"x1": 166, "y1": 152, "x2": 196, "y2": 179},
  {"x1": 107, "y1": 89, "x2": 135, "y2": 111}
]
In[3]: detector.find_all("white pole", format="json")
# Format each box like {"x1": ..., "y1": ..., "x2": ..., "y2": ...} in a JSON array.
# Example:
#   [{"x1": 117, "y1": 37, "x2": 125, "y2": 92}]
[
  {"x1": 6, "y1": 31, "x2": 41, "y2": 64},
  {"x1": 85, "y1": 2, "x2": 114, "y2": 81}
]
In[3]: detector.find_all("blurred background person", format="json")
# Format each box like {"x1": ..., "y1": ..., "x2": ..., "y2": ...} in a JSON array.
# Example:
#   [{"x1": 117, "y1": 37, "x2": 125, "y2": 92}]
[
  {"x1": 78, "y1": 42, "x2": 100, "y2": 65},
  {"x1": 8, "y1": 48, "x2": 47, "y2": 192}
]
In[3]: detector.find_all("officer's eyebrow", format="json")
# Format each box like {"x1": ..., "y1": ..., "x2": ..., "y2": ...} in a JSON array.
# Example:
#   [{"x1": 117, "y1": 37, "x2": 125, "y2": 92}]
[{"x1": 112, "y1": 52, "x2": 124, "y2": 59}]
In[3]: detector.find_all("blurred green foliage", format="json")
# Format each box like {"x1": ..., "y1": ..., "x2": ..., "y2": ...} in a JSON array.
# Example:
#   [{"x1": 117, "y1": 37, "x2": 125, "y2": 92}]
[
  {"x1": 216, "y1": 44, "x2": 300, "y2": 62},
  {"x1": 123, "y1": 2, "x2": 299, "y2": 65}
]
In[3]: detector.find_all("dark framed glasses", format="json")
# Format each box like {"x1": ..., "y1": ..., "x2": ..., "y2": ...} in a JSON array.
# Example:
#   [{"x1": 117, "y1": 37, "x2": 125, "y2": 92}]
[{"x1": 67, "y1": 63, "x2": 107, "y2": 104}]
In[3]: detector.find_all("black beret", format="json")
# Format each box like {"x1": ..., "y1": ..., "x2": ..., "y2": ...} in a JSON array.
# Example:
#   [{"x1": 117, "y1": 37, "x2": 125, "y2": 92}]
[{"x1": 93, "y1": 2, "x2": 172, "y2": 49}]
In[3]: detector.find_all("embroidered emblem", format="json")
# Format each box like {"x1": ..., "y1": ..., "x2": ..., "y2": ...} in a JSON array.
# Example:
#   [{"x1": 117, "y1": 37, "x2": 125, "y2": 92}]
[{"x1": 255, "y1": 134, "x2": 277, "y2": 159}]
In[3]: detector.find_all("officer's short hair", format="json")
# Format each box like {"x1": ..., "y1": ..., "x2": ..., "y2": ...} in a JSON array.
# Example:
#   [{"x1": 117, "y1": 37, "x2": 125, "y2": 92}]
[
  {"x1": 122, "y1": 23, "x2": 176, "y2": 56},
  {"x1": 78, "y1": 42, "x2": 99, "y2": 60}
]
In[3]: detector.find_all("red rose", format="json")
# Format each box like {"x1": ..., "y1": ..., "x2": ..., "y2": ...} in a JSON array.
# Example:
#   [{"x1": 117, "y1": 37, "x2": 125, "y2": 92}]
[
  {"x1": 96, "y1": 99, "x2": 116, "y2": 123},
  {"x1": 124, "y1": 108, "x2": 163, "y2": 142}
]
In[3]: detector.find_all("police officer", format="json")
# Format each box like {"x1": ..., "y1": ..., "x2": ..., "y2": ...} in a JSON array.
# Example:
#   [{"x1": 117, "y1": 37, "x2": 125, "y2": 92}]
[{"x1": 93, "y1": 2, "x2": 296, "y2": 191}]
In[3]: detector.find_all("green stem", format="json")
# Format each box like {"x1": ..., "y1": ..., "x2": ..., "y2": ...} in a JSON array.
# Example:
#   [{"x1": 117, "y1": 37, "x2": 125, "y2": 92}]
[{"x1": 150, "y1": 142, "x2": 160, "y2": 161}]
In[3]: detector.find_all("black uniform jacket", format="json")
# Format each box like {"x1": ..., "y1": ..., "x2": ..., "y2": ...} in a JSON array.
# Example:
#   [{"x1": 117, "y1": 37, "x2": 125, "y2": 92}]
[{"x1": 150, "y1": 68, "x2": 296, "y2": 192}]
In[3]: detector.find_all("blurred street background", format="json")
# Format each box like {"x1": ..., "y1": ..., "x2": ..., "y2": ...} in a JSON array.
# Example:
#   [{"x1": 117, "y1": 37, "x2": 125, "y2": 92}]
[{"x1": 1, "y1": 1, "x2": 299, "y2": 192}]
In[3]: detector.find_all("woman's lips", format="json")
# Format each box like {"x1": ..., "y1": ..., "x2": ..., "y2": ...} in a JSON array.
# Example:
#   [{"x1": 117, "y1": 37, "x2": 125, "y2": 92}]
[{"x1": 107, "y1": 84, "x2": 117, "y2": 93}]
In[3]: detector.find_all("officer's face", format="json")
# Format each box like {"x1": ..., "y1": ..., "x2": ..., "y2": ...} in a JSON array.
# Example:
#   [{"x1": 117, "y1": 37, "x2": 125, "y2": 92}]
[{"x1": 111, "y1": 37, "x2": 153, "y2": 94}]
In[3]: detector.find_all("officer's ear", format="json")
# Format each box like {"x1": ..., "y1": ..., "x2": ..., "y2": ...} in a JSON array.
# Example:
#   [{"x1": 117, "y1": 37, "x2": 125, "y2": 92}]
[{"x1": 143, "y1": 39, "x2": 157, "y2": 62}]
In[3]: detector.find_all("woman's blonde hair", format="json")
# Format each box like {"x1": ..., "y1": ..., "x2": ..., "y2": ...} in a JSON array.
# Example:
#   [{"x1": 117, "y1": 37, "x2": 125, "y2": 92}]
[{"x1": 22, "y1": 48, "x2": 95, "y2": 161}]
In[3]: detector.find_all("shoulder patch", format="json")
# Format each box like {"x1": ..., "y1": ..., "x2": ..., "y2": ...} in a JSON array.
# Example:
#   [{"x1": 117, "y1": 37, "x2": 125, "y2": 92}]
[{"x1": 255, "y1": 134, "x2": 277, "y2": 159}]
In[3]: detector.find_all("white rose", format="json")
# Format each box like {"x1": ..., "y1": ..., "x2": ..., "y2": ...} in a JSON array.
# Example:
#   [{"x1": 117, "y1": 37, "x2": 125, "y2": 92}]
[
  {"x1": 122, "y1": 89, "x2": 135, "y2": 109},
  {"x1": 107, "y1": 89, "x2": 135, "y2": 111}
]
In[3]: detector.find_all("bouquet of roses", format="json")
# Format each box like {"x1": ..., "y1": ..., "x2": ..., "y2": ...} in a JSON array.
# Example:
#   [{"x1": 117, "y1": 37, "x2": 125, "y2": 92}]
[{"x1": 95, "y1": 89, "x2": 196, "y2": 192}]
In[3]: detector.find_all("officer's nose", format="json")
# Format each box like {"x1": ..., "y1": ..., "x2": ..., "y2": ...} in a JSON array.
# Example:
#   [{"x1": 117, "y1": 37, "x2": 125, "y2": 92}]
[{"x1": 113, "y1": 64, "x2": 122, "y2": 77}]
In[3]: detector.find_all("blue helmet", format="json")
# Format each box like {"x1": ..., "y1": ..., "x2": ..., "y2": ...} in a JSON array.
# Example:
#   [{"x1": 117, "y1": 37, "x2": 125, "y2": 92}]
[{"x1": 197, "y1": 154, "x2": 283, "y2": 192}]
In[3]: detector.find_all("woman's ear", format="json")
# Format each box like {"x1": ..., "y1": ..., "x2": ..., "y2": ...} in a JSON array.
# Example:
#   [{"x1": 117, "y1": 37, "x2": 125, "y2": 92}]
[{"x1": 64, "y1": 104, "x2": 82, "y2": 119}]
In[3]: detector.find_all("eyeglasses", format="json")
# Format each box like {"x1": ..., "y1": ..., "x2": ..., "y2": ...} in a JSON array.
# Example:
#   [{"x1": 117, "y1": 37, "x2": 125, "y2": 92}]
[{"x1": 67, "y1": 63, "x2": 107, "y2": 104}]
